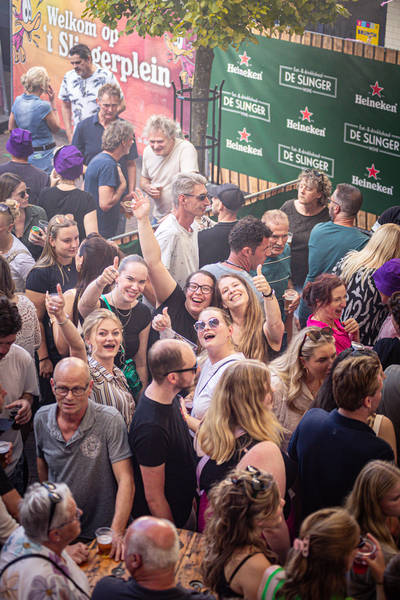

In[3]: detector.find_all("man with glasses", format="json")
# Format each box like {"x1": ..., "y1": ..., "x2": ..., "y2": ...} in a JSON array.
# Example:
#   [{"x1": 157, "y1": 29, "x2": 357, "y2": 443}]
[
  {"x1": 154, "y1": 172, "x2": 208, "y2": 289},
  {"x1": 129, "y1": 339, "x2": 198, "y2": 529},
  {"x1": 34, "y1": 357, "x2": 134, "y2": 561},
  {"x1": 298, "y1": 183, "x2": 369, "y2": 327}
]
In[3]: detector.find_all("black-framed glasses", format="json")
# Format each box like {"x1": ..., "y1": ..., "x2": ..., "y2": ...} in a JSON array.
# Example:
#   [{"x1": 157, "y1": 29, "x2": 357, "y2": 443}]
[
  {"x1": 187, "y1": 282, "x2": 214, "y2": 295},
  {"x1": 231, "y1": 465, "x2": 267, "y2": 498},
  {"x1": 194, "y1": 317, "x2": 220, "y2": 332},
  {"x1": 50, "y1": 508, "x2": 82, "y2": 531},
  {"x1": 42, "y1": 481, "x2": 62, "y2": 532},
  {"x1": 299, "y1": 327, "x2": 333, "y2": 357},
  {"x1": 183, "y1": 193, "x2": 208, "y2": 202},
  {"x1": 0, "y1": 203, "x2": 14, "y2": 223},
  {"x1": 53, "y1": 383, "x2": 89, "y2": 397},
  {"x1": 16, "y1": 187, "x2": 30, "y2": 198},
  {"x1": 163, "y1": 361, "x2": 198, "y2": 377}
]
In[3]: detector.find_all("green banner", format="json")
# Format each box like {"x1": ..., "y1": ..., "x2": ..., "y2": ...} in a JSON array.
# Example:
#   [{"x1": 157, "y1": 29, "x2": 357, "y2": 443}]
[{"x1": 210, "y1": 37, "x2": 400, "y2": 214}]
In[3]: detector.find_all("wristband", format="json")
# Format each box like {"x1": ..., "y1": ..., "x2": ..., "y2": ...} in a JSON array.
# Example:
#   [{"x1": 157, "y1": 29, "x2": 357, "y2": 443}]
[
  {"x1": 262, "y1": 288, "x2": 275, "y2": 299},
  {"x1": 57, "y1": 315, "x2": 70, "y2": 326},
  {"x1": 39, "y1": 356, "x2": 49, "y2": 362}
]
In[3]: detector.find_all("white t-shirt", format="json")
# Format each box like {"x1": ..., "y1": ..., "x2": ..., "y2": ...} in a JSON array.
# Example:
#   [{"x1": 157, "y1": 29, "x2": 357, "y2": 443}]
[
  {"x1": 58, "y1": 66, "x2": 123, "y2": 125},
  {"x1": 142, "y1": 138, "x2": 199, "y2": 219},
  {"x1": 192, "y1": 353, "x2": 244, "y2": 420},
  {"x1": 0, "y1": 344, "x2": 39, "y2": 474},
  {"x1": 155, "y1": 214, "x2": 199, "y2": 288},
  {"x1": 3, "y1": 235, "x2": 34, "y2": 293}
]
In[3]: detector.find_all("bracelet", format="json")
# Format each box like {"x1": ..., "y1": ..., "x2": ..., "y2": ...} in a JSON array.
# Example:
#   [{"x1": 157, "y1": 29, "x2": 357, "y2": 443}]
[
  {"x1": 262, "y1": 288, "x2": 275, "y2": 299},
  {"x1": 52, "y1": 108, "x2": 57, "y2": 111},
  {"x1": 56, "y1": 315, "x2": 70, "y2": 326},
  {"x1": 39, "y1": 356, "x2": 49, "y2": 362},
  {"x1": 95, "y1": 277, "x2": 104, "y2": 289},
  {"x1": 184, "y1": 414, "x2": 190, "y2": 421}
]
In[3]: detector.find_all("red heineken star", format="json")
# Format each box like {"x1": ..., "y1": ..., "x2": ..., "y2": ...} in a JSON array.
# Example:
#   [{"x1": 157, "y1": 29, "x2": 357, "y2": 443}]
[
  {"x1": 300, "y1": 107, "x2": 313, "y2": 122},
  {"x1": 238, "y1": 128, "x2": 250, "y2": 142},
  {"x1": 366, "y1": 164, "x2": 380, "y2": 179},
  {"x1": 239, "y1": 51, "x2": 250, "y2": 66},
  {"x1": 370, "y1": 81, "x2": 383, "y2": 97}
]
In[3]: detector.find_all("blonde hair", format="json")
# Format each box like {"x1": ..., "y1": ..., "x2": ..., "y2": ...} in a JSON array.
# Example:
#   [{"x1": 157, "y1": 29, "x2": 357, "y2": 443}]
[
  {"x1": 21, "y1": 67, "x2": 49, "y2": 94},
  {"x1": 340, "y1": 223, "x2": 400, "y2": 285},
  {"x1": 197, "y1": 360, "x2": 283, "y2": 463},
  {"x1": 82, "y1": 308, "x2": 123, "y2": 354},
  {"x1": 216, "y1": 274, "x2": 269, "y2": 362},
  {"x1": 270, "y1": 327, "x2": 336, "y2": 413},
  {"x1": 297, "y1": 170, "x2": 332, "y2": 206},
  {"x1": 277, "y1": 508, "x2": 359, "y2": 600},
  {"x1": 32, "y1": 214, "x2": 78, "y2": 283},
  {"x1": 0, "y1": 199, "x2": 20, "y2": 226},
  {"x1": 202, "y1": 467, "x2": 279, "y2": 591},
  {"x1": 345, "y1": 460, "x2": 400, "y2": 551}
]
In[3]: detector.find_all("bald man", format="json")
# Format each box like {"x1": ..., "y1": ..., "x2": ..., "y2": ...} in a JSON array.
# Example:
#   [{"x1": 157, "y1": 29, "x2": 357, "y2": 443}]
[
  {"x1": 92, "y1": 516, "x2": 215, "y2": 600},
  {"x1": 34, "y1": 357, "x2": 134, "y2": 561}
]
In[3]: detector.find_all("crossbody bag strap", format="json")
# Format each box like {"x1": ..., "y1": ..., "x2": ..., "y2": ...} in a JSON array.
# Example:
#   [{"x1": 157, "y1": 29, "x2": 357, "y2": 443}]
[
  {"x1": 0, "y1": 553, "x2": 91, "y2": 599},
  {"x1": 100, "y1": 294, "x2": 113, "y2": 312}
]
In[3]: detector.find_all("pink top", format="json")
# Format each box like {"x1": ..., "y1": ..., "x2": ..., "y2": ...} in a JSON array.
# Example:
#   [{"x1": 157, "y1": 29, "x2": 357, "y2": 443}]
[
  {"x1": 377, "y1": 315, "x2": 398, "y2": 341},
  {"x1": 307, "y1": 315, "x2": 352, "y2": 354}
]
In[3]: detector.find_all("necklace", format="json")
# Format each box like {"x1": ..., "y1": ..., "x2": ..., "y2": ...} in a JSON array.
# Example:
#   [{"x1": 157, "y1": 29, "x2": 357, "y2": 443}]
[
  {"x1": 224, "y1": 260, "x2": 247, "y2": 271},
  {"x1": 110, "y1": 290, "x2": 133, "y2": 328},
  {"x1": 305, "y1": 378, "x2": 319, "y2": 397}
]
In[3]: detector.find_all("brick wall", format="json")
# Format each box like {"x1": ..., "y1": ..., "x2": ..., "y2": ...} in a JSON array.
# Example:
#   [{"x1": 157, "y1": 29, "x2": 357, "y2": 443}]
[{"x1": 385, "y1": 0, "x2": 400, "y2": 50}]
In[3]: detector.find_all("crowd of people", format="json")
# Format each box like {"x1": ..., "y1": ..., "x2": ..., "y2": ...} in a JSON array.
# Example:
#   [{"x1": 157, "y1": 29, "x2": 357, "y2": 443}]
[{"x1": 0, "y1": 43, "x2": 400, "y2": 600}]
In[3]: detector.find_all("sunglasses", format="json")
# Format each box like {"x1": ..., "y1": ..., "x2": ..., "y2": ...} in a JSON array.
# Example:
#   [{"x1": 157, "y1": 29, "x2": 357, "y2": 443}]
[
  {"x1": 304, "y1": 168, "x2": 322, "y2": 178},
  {"x1": 299, "y1": 327, "x2": 333, "y2": 356},
  {"x1": 163, "y1": 361, "x2": 198, "y2": 377},
  {"x1": 194, "y1": 317, "x2": 220, "y2": 332},
  {"x1": 16, "y1": 187, "x2": 30, "y2": 198},
  {"x1": 183, "y1": 193, "x2": 208, "y2": 202},
  {"x1": 0, "y1": 203, "x2": 14, "y2": 223},
  {"x1": 231, "y1": 465, "x2": 268, "y2": 498},
  {"x1": 42, "y1": 481, "x2": 62, "y2": 532}
]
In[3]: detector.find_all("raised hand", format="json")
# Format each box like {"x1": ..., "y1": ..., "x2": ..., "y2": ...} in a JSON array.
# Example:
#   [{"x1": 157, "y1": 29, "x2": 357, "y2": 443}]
[
  {"x1": 132, "y1": 188, "x2": 151, "y2": 220},
  {"x1": 252, "y1": 264, "x2": 272, "y2": 297}
]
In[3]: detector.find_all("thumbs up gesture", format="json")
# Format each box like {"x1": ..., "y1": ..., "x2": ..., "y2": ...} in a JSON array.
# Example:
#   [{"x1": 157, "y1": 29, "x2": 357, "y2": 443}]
[
  {"x1": 152, "y1": 307, "x2": 172, "y2": 332},
  {"x1": 97, "y1": 256, "x2": 120, "y2": 289},
  {"x1": 252, "y1": 264, "x2": 272, "y2": 297}
]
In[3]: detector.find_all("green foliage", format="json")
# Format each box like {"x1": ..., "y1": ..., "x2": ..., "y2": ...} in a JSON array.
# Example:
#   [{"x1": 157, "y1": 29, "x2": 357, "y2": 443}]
[{"x1": 82, "y1": 0, "x2": 352, "y2": 50}]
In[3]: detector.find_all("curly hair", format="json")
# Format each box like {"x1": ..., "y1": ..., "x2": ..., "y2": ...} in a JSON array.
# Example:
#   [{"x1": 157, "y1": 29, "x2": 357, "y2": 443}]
[
  {"x1": 20, "y1": 67, "x2": 49, "y2": 94},
  {"x1": 102, "y1": 120, "x2": 135, "y2": 152},
  {"x1": 302, "y1": 273, "x2": 346, "y2": 310},
  {"x1": 277, "y1": 508, "x2": 359, "y2": 600},
  {"x1": 143, "y1": 114, "x2": 179, "y2": 139},
  {"x1": 197, "y1": 360, "x2": 283, "y2": 463},
  {"x1": 228, "y1": 215, "x2": 271, "y2": 254},
  {"x1": 0, "y1": 296, "x2": 22, "y2": 338},
  {"x1": 202, "y1": 467, "x2": 280, "y2": 592},
  {"x1": 345, "y1": 460, "x2": 400, "y2": 552},
  {"x1": 297, "y1": 169, "x2": 332, "y2": 207},
  {"x1": 0, "y1": 199, "x2": 20, "y2": 227},
  {"x1": 388, "y1": 291, "x2": 400, "y2": 328},
  {"x1": 332, "y1": 354, "x2": 382, "y2": 411}
]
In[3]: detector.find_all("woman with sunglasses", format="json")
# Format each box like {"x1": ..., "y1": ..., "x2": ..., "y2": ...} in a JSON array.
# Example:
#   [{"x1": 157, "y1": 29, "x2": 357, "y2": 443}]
[
  {"x1": 180, "y1": 308, "x2": 244, "y2": 434},
  {"x1": 0, "y1": 200, "x2": 34, "y2": 292},
  {"x1": 130, "y1": 189, "x2": 216, "y2": 348},
  {"x1": 202, "y1": 467, "x2": 283, "y2": 600},
  {"x1": 303, "y1": 273, "x2": 360, "y2": 354},
  {"x1": 345, "y1": 461, "x2": 400, "y2": 600},
  {"x1": 196, "y1": 359, "x2": 295, "y2": 562},
  {"x1": 0, "y1": 482, "x2": 90, "y2": 599},
  {"x1": 0, "y1": 172, "x2": 47, "y2": 260},
  {"x1": 269, "y1": 327, "x2": 336, "y2": 452}
]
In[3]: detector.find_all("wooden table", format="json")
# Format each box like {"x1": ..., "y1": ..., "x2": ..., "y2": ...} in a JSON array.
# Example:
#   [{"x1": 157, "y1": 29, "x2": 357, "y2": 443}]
[{"x1": 80, "y1": 529, "x2": 205, "y2": 593}]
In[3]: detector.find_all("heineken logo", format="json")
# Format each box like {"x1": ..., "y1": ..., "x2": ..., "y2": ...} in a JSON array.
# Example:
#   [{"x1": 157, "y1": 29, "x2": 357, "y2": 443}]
[
  {"x1": 344, "y1": 123, "x2": 400, "y2": 158},
  {"x1": 226, "y1": 128, "x2": 263, "y2": 156},
  {"x1": 222, "y1": 91, "x2": 270, "y2": 123},
  {"x1": 366, "y1": 164, "x2": 379, "y2": 179},
  {"x1": 279, "y1": 65, "x2": 337, "y2": 98},
  {"x1": 239, "y1": 51, "x2": 251, "y2": 67},
  {"x1": 227, "y1": 53, "x2": 263, "y2": 80},
  {"x1": 300, "y1": 107, "x2": 313, "y2": 122},
  {"x1": 278, "y1": 144, "x2": 334, "y2": 177},
  {"x1": 370, "y1": 81, "x2": 383, "y2": 97},
  {"x1": 354, "y1": 80, "x2": 397, "y2": 112},
  {"x1": 352, "y1": 166, "x2": 393, "y2": 195},
  {"x1": 286, "y1": 106, "x2": 326, "y2": 137}
]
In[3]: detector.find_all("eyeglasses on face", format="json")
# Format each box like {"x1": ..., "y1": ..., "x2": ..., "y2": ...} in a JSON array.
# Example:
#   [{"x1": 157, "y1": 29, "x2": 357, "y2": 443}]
[
  {"x1": 0, "y1": 203, "x2": 14, "y2": 223},
  {"x1": 187, "y1": 282, "x2": 214, "y2": 295},
  {"x1": 183, "y1": 193, "x2": 208, "y2": 202},
  {"x1": 42, "y1": 481, "x2": 62, "y2": 532},
  {"x1": 299, "y1": 327, "x2": 333, "y2": 356},
  {"x1": 53, "y1": 383, "x2": 89, "y2": 397},
  {"x1": 194, "y1": 317, "x2": 220, "y2": 332},
  {"x1": 50, "y1": 508, "x2": 83, "y2": 531},
  {"x1": 16, "y1": 187, "x2": 30, "y2": 198},
  {"x1": 163, "y1": 361, "x2": 198, "y2": 377}
]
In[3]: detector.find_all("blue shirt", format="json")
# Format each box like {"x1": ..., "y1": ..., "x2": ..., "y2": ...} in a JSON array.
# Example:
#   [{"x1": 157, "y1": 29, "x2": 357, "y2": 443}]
[
  {"x1": 84, "y1": 152, "x2": 120, "y2": 239},
  {"x1": 72, "y1": 113, "x2": 138, "y2": 195}
]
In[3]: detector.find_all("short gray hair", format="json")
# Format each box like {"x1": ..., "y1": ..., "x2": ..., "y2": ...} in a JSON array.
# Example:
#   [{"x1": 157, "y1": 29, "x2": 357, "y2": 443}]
[
  {"x1": 262, "y1": 209, "x2": 289, "y2": 228},
  {"x1": 143, "y1": 115, "x2": 179, "y2": 139},
  {"x1": 102, "y1": 120, "x2": 135, "y2": 152},
  {"x1": 19, "y1": 482, "x2": 72, "y2": 544},
  {"x1": 171, "y1": 172, "x2": 207, "y2": 208},
  {"x1": 126, "y1": 519, "x2": 180, "y2": 570}
]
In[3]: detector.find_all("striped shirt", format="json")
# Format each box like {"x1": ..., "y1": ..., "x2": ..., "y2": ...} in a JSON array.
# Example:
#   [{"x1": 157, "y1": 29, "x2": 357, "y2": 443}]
[{"x1": 88, "y1": 357, "x2": 135, "y2": 427}]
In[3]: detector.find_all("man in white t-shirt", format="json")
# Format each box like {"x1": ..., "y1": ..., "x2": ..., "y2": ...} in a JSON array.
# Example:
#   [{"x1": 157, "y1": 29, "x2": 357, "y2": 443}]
[
  {"x1": 59, "y1": 43, "x2": 126, "y2": 142},
  {"x1": 140, "y1": 115, "x2": 199, "y2": 222},
  {"x1": 155, "y1": 173, "x2": 208, "y2": 288},
  {"x1": 0, "y1": 298, "x2": 38, "y2": 493}
]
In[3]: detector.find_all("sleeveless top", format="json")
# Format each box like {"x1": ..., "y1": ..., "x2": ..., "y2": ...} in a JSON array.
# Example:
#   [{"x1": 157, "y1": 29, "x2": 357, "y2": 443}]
[
  {"x1": 217, "y1": 553, "x2": 262, "y2": 598},
  {"x1": 260, "y1": 566, "x2": 354, "y2": 600}
]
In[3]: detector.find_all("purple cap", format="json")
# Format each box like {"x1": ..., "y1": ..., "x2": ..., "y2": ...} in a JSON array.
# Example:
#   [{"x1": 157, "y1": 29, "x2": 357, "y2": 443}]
[
  {"x1": 206, "y1": 182, "x2": 245, "y2": 211},
  {"x1": 373, "y1": 258, "x2": 400, "y2": 297},
  {"x1": 53, "y1": 145, "x2": 84, "y2": 180},
  {"x1": 6, "y1": 129, "x2": 33, "y2": 158}
]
